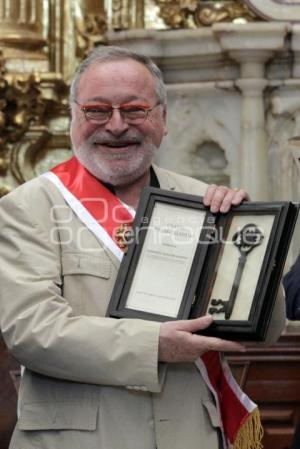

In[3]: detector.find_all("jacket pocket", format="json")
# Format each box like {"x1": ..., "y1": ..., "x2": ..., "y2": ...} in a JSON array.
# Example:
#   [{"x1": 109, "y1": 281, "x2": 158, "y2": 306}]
[
  {"x1": 61, "y1": 252, "x2": 111, "y2": 279},
  {"x1": 18, "y1": 401, "x2": 98, "y2": 431},
  {"x1": 61, "y1": 252, "x2": 114, "y2": 315}
]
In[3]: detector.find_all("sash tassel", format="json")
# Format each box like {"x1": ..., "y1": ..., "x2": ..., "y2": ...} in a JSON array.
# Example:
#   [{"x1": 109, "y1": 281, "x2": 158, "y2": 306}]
[{"x1": 233, "y1": 407, "x2": 263, "y2": 449}]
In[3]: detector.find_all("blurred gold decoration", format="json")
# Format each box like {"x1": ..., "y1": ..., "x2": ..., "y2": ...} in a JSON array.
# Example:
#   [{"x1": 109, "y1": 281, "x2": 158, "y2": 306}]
[
  {"x1": 194, "y1": 0, "x2": 256, "y2": 26},
  {"x1": 0, "y1": 67, "x2": 46, "y2": 180},
  {"x1": 112, "y1": 0, "x2": 129, "y2": 29},
  {"x1": 0, "y1": 49, "x2": 68, "y2": 184},
  {"x1": 3, "y1": 73, "x2": 45, "y2": 140},
  {"x1": 0, "y1": 184, "x2": 11, "y2": 198},
  {"x1": 153, "y1": 0, "x2": 256, "y2": 29},
  {"x1": 74, "y1": 4, "x2": 108, "y2": 57},
  {"x1": 153, "y1": 0, "x2": 196, "y2": 28},
  {"x1": 10, "y1": 127, "x2": 52, "y2": 185},
  {"x1": 0, "y1": 157, "x2": 8, "y2": 175},
  {"x1": 110, "y1": 0, "x2": 145, "y2": 30}
]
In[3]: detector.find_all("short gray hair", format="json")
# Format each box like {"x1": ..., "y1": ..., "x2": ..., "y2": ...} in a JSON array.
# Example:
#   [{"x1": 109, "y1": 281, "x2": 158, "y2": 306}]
[{"x1": 70, "y1": 45, "x2": 167, "y2": 105}]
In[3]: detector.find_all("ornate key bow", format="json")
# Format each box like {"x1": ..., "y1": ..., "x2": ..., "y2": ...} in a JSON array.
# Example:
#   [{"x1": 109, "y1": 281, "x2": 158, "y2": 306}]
[{"x1": 208, "y1": 223, "x2": 264, "y2": 320}]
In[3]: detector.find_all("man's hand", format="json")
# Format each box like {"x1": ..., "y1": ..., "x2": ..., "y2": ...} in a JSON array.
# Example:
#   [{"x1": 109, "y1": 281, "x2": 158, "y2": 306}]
[
  {"x1": 203, "y1": 185, "x2": 249, "y2": 214},
  {"x1": 158, "y1": 315, "x2": 245, "y2": 363}
]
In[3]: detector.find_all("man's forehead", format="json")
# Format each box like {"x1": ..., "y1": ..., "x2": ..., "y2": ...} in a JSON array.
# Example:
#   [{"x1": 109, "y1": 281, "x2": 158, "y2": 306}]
[
  {"x1": 81, "y1": 58, "x2": 153, "y2": 80},
  {"x1": 77, "y1": 59, "x2": 157, "y2": 100}
]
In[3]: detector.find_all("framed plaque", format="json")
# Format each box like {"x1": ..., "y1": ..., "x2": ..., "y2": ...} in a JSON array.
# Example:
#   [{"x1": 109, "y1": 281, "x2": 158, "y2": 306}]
[
  {"x1": 107, "y1": 188, "x2": 216, "y2": 322},
  {"x1": 190, "y1": 201, "x2": 299, "y2": 340},
  {"x1": 107, "y1": 187, "x2": 299, "y2": 341}
]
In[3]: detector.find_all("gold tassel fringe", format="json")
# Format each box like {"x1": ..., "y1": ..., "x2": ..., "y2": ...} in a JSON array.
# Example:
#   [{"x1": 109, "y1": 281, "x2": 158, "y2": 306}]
[{"x1": 233, "y1": 408, "x2": 264, "y2": 449}]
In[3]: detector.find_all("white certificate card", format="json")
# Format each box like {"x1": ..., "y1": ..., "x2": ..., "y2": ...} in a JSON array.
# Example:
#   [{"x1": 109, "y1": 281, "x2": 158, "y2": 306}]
[{"x1": 125, "y1": 203, "x2": 206, "y2": 318}]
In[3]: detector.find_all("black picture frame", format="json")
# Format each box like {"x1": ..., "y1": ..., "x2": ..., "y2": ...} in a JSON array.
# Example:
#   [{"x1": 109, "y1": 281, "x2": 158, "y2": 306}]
[
  {"x1": 107, "y1": 187, "x2": 216, "y2": 322},
  {"x1": 107, "y1": 187, "x2": 299, "y2": 341}
]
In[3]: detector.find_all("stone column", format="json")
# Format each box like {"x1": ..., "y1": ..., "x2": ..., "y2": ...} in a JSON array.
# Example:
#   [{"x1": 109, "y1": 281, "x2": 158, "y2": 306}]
[
  {"x1": 235, "y1": 76, "x2": 268, "y2": 199},
  {"x1": 214, "y1": 23, "x2": 288, "y2": 200}
]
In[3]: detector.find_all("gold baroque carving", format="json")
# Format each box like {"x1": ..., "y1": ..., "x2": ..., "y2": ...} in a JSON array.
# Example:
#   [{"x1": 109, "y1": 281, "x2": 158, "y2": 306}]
[
  {"x1": 75, "y1": 11, "x2": 107, "y2": 57},
  {"x1": 194, "y1": 0, "x2": 256, "y2": 26},
  {"x1": 154, "y1": 0, "x2": 256, "y2": 29},
  {"x1": 0, "y1": 69, "x2": 46, "y2": 179},
  {"x1": 0, "y1": 51, "x2": 68, "y2": 190},
  {"x1": 152, "y1": 0, "x2": 193, "y2": 29},
  {"x1": 107, "y1": 0, "x2": 145, "y2": 31},
  {"x1": 112, "y1": 0, "x2": 128, "y2": 29}
]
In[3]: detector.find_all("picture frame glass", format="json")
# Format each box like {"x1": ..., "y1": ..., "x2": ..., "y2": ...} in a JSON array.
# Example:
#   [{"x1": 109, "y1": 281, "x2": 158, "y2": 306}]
[
  {"x1": 204, "y1": 214, "x2": 275, "y2": 321},
  {"x1": 125, "y1": 202, "x2": 207, "y2": 318}
]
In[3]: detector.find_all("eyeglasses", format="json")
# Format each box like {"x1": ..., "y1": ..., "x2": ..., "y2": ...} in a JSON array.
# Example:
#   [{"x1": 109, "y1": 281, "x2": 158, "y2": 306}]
[{"x1": 74, "y1": 100, "x2": 161, "y2": 125}]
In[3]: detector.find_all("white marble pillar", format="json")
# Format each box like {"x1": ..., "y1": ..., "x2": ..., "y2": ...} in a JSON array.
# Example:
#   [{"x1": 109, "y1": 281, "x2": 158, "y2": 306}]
[
  {"x1": 235, "y1": 78, "x2": 268, "y2": 198},
  {"x1": 213, "y1": 23, "x2": 288, "y2": 200}
]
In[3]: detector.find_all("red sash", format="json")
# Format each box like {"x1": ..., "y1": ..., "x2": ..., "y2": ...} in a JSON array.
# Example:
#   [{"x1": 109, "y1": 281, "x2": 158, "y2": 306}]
[
  {"x1": 43, "y1": 156, "x2": 263, "y2": 449},
  {"x1": 43, "y1": 156, "x2": 134, "y2": 260},
  {"x1": 196, "y1": 353, "x2": 263, "y2": 449}
]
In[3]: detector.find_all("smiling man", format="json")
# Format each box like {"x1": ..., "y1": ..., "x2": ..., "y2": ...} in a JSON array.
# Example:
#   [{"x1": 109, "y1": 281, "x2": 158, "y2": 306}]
[
  {"x1": 70, "y1": 56, "x2": 166, "y2": 199},
  {"x1": 0, "y1": 46, "x2": 285, "y2": 449}
]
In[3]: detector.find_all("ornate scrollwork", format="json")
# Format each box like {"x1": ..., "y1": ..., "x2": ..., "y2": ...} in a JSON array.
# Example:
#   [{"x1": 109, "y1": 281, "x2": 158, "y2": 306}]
[
  {"x1": 1, "y1": 73, "x2": 46, "y2": 140},
  {"x1": 152, "y1": 0, "x2": 195, "y2": 29},
  {"x1": 194, "y1": 0, "x2": 256, "y2": 26},
  {"x1": 0, "y1": 63, "x2": 46, "y2": 179},
  {"x1": 75, "y1": 11, "x2": 107, "y2": 57},
  {"x1": 111, "y1": 0, "x2": 129, "y2": 30},
  {"x1": 0, "y1": 51, "x2": 68, "y2": 192},
  {"x1": 154, "y1": 0, "x2": 256, "y2": 29}
]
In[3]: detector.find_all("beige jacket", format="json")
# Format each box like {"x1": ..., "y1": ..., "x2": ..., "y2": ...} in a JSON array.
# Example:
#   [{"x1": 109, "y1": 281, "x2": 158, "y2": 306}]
[{"x1": 0, "y1": 165, "x2": 285, "y2": 449}]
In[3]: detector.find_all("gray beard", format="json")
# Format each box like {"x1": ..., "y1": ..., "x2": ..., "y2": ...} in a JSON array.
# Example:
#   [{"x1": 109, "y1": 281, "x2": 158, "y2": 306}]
[{"x1": 72, "y1": 142, "x2": 158, "y2": 187}]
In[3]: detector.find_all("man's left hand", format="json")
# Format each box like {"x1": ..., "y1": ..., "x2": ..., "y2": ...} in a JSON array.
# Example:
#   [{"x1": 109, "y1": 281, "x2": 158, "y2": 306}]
[{"x1": 203, "y1": 185, "x2": 249, "y2": 214}]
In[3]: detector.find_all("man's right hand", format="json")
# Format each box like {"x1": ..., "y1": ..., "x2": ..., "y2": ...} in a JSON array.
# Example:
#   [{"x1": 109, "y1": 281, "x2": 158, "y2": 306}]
[{"x1": 158, "y1": 315, "x2": 246, "y2": 363}]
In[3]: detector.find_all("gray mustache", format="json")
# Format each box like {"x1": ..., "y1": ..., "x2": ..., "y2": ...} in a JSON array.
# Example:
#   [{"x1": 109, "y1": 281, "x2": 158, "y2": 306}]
[{"x1": 89, "y1": 132, "x2": 142, "y2": 146}]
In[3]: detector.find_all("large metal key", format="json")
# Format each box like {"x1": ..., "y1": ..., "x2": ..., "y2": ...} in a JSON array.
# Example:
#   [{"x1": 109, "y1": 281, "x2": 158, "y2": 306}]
[
  {"x1": 208, "y1": 223, "x2": 264, "y2": 319},
  {"x1": 223, "y1": 252, "x2": 247, "y2": 319}
]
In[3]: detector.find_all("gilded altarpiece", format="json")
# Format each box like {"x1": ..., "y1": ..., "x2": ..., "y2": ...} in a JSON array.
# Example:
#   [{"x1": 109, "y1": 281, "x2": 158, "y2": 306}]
[{"x1": 0, "y1": 0, "x2": 262, "y2": 197}]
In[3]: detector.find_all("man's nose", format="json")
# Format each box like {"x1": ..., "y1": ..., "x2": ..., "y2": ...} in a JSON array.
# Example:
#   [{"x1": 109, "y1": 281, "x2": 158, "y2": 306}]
[{"x1": 104, "y1": 109, "x2": 129, "y2": 135}]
